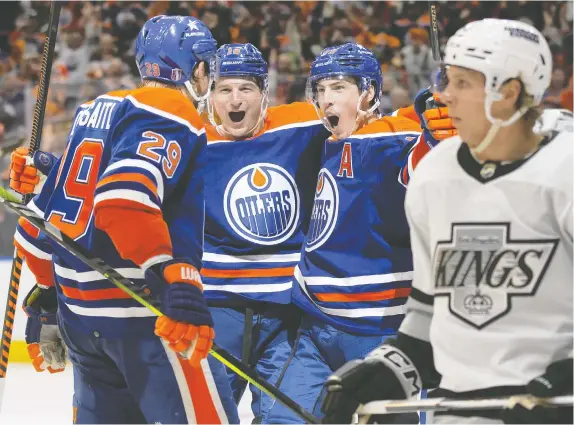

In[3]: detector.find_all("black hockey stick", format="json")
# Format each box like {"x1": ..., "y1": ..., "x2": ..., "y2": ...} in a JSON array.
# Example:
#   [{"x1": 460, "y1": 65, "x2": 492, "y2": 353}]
[
  {"x1": 428, "y1": 1, "x2": 441, "y2": 62},
  {"x1": 0, "y1": 187, "x2": 319, "y2": 424},
  {"x1": 0, "y1": 0, "x2": 61, "y2": 408}
]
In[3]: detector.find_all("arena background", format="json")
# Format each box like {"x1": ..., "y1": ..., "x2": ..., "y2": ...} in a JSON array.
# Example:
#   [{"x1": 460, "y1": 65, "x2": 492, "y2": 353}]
[{"x1": 0, "y1": 0, "x2": 572, "y2": 360}]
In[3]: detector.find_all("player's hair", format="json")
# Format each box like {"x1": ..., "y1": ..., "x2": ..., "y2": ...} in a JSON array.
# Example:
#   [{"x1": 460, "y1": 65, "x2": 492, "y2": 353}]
[
  {"x1": 514, "y1": 79, "x2": 542, "y2": 126},
  {"x1": 345, "y1": 76, "x2": 378, "y2": 109},
  {"x1": 139, "y1": 80, "x2": 194, "y2": 103},
  {"x1": 140, "y1": 61, "x2": 208, "y2": 99}
]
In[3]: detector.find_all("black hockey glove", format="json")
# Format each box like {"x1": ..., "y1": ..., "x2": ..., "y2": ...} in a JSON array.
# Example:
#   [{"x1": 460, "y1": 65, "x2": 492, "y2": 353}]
[
  {"x1": 502, "y1": 358, "x2": 573, "y2": 424},
  {"x1": 321, "y1": 334, "x2": 438, "y2": 424}
]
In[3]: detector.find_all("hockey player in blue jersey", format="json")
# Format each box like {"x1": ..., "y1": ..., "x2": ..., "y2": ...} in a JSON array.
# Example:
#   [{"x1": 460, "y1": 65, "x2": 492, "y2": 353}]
[
  {"x1": 10, "y1": 16, "x2": 238, "y2": 424},
  {"x1": 201, "y1": 43, "x2": 330, "y2": 423},
  {"x1": 264, "y1": 43, "x2": 444, "y2": 424},
  {"x1": 10, "y1": 39, "x2": 457, "y2": 424}
]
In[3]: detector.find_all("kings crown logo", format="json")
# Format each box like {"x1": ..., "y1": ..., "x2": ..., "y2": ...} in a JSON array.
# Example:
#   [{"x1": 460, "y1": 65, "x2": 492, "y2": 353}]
[{"x1": 433, "y1": 223, "x2": 558, "y2": 329}]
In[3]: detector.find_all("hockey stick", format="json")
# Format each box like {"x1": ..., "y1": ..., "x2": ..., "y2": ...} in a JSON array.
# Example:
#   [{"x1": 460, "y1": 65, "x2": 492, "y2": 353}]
[
  {"x1": 0, "y1": 0, "x2": 61, "y2": 412},
  {"x1": 0, "y1": 187, "x2": 320, "y2": 424},
  {"x1": 355, "y1": 394, "x2": 573, "y2": 419},
  {"x1": 428, "y1": 1, "x2": 441, "y2": 62}
]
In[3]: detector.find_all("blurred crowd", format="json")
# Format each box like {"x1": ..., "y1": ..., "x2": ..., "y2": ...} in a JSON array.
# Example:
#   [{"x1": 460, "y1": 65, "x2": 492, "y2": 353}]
[
  {"x1": 1, "y1": 1, "x2": 573, "y2": 146},
  {"x1": 0, "y1": 1, "x2": 572, "y2": 254}
]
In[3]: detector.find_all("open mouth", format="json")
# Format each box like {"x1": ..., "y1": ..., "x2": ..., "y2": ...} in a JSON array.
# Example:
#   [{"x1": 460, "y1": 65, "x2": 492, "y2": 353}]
[
  {"x1": 327, "y1": 115, "x2": 339, "y2": 127},
  {"x1": 229, "y1": 111, "x2": 246, "y2": 123}
]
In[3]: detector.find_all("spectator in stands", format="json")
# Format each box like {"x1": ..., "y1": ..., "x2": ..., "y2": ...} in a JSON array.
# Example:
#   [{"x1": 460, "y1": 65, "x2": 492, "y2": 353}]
[
  {"x1": 400, "y1": 27, "x2": 436, "y2": 98},
  {"x1": 390, "y1": 85, "x2": 411, "y2": 111},
  {"x1": 544, "y1": 68, "x2": 568, "y2": 108},
  {"x1": 560, "y1": 75, "x2": 573, "y2": 111},
  {"x1": 56, "y1": 26, "x2": 92, "y2": 86}
]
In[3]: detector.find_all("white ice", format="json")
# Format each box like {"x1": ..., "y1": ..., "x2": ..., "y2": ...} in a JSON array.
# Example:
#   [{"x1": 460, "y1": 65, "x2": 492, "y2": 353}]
[{"x1": 0, "y1": 364, "x2": 253, "y2": 424}]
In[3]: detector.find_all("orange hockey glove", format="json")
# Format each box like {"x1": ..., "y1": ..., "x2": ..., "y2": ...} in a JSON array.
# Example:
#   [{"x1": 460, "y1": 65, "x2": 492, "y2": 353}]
[
  {"x1": 143, "y1": 260, "x2": 215, "y2": 368},
  {"x1": 422, "y1": 103, "x2": 458, "y2": 141},
  {"x1": 155, "y1": 316, "x2": 214, "y2": 367},
  {"x1": 9, "y1": 148, "x2": 57, "y2": 195}
]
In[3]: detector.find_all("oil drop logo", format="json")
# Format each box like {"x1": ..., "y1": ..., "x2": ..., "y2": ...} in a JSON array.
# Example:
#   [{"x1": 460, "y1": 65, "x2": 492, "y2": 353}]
[{"x1": 224, "y1": 163, "x2": 300, "y2": 245}]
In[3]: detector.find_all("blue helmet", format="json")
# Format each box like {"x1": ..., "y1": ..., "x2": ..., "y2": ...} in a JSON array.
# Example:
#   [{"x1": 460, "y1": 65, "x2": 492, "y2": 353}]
[
  {"x1": 135, "y1": 16, "x2": 216, "y2": 88},
  {"x1": 211, "y1": 43, "x2": 268, "y2": 88},
  {"x1": 307, "y1": 43, "x2": 383, "y2": 110},
  {"x1": 208, "y1": 43, "x2": 270, "y2": 135}
]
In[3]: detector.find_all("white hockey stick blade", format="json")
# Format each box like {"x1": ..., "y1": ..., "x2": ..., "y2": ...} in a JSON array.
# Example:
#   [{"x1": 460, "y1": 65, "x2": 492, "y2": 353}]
[{"x1": 356, "y1": 394, "x2": 574, "y2": 415}]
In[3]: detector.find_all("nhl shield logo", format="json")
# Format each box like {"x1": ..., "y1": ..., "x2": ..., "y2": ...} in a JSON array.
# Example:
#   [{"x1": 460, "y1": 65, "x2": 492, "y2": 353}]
[
  {"x1": 171, "y1": 68, "x2": 182, "y2": 81},
  {"x1": 305, "y1": 169, "x2": 339, "y2": 252},
  {"x1": 433, "y1": 223, "x2": 558, "y2": 329},
  {"x1": 224, "y1": 163, "x2": 300, "y2": 245}
]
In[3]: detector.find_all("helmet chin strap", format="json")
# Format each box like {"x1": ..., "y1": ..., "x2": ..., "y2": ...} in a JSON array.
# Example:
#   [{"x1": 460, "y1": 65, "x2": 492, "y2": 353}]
[
  {"x1": 471, "y1": 91, "x2": 529, "y2": 155},
  {"x1": 351, "y1": 90, "x2": 380, "y2": 137},
  {"x1": 315, "y1": 89, "x2": 380, "y2": 141},
  {"x1": 185, "y1": 80, "x2": 210, "y2": 109}
]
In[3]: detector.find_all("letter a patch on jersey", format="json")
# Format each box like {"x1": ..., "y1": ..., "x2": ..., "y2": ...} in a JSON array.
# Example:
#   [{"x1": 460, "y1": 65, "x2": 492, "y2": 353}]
[{"x1": 337, "y1": 142, "x2": 354, "y2": 178}]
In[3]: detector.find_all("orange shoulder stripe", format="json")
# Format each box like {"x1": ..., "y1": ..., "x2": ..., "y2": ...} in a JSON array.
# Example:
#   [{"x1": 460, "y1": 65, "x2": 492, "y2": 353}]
[
  {"x1": 262, "y1": 102, "x2": 320, "y2": 132},
  {"x1": 205, "y1": 123, "x2": 231, "y2": 142},
  {"x1": 127, "y1": 87, "x2": 205, "y2": 131},
  {"x1": 354, "y1": 115, "x2": 421, "y2": 136},
  {"x1": 81, "y1": 90, "x2": 130, "y2": 108},
  {"x1": 104, "y1": 89, "x2": 131, "y2": 100},
  {"x1": 395, "y1": 105, "x2": 420, "y2": 124},
  {"x1": 206, "y1": 102, "x2": 321, "y2": 141}
]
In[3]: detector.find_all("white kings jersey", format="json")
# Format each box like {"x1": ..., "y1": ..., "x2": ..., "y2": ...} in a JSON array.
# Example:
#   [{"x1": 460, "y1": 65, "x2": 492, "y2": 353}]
[{"x1": 400, "y1": 109, "x2": 573, "y2": 393}]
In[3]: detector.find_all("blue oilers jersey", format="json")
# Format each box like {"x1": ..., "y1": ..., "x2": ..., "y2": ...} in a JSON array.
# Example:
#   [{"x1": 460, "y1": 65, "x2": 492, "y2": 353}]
[
  {"x1": 16, "y1": 87, "x2": 207, "y2": 338},
  {"x1": 202, "y1": 102, "x2": 329, "y2": 304},
  {"x1": 293, "y1": 115, "x2": 423, "y2": 336}
]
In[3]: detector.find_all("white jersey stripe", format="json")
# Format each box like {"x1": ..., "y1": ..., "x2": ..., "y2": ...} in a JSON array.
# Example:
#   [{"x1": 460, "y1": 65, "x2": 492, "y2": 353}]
[
  {"x1": 202, "y1": 252, "x2": 301, "y2": 263},
  {"x1": 295, "y1": 267, "x2": 405, "y2": 318},
  {"x1": 203, "y1": 281, "x2": 292, "y2": 294}
]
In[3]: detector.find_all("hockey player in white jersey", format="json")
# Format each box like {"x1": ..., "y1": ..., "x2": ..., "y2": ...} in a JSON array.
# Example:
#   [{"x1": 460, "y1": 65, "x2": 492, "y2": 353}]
[{"x1": 320, "y1": 18, "x2": 573, "y2": 424}]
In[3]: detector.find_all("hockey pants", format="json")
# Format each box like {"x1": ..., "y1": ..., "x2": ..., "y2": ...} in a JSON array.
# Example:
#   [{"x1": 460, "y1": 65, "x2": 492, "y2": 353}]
[
  {"x1": 58, "y1": 313, "x2": 239, "y2": 424},
  {"x1": 211, "y1": 304, "x2": 302, "y2": 423}
]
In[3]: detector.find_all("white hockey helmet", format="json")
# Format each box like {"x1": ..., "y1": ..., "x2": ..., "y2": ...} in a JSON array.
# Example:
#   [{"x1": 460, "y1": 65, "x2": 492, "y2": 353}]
[{"x1": 442, "y1": 18, "x2": 552, "y2": 152}]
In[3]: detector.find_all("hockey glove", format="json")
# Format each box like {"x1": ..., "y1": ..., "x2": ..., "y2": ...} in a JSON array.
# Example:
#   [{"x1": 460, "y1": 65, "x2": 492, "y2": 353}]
[
  {"x1": 502, "y1": 358, "x2": 573, "y2": 424},
  {"x1": 144, "y1": 259, "x2": 214, "y2": 367},
  {"x1": 413, "y1": 88, "x2": 457, "y2": 146},
  {"x1": 10, "y1": 148, "x2": 57, "y2": 194},
  {"x1": 23, "y1": 285, "x2": 67, "y2": 373},
  {"x1": 321, "y1": 344, "x2": 422, "y2": 424}
]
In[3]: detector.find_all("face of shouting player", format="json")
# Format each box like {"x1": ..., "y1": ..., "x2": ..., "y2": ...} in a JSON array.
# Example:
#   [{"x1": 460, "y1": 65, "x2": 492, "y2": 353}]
[
  {"x1": 211, "y1": 77, "x2": 264, "y2": 139},
  {"x1": 315, "y1": 76, "x2": 374, "y2": 140}
]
